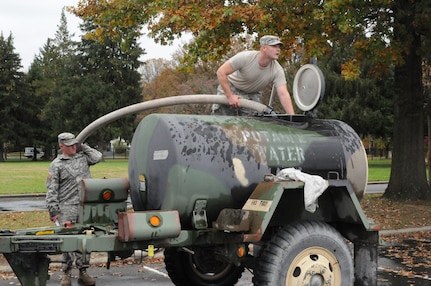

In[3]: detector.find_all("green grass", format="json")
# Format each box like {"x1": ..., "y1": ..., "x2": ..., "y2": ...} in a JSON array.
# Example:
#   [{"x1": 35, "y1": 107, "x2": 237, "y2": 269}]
[
  {"x1": 367, "y1": 158, "x2": 391, "y2": 182},
  {"x1": 0, "y1": 159, "x2": 128, "y2": 195},
  {"x1": 0, "y1": 158, "x2": 391, "y2": 195}
]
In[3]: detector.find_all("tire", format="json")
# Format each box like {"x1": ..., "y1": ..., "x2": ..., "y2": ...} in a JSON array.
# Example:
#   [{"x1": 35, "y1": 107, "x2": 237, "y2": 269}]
[
  {"x1": 253, "y1": 220, "x2": 354, "y2": 286},
  {"x1": 164, "y1": 247, "x2": 244, "y2": 286}
]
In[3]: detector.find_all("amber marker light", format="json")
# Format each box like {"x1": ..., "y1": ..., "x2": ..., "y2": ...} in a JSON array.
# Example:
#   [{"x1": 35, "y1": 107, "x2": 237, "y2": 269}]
[
  {"x1": 237, "y1": 246, "x2": 246, "y2": 257},
  {"x1": 102, "y1": 190, "x2": 113, "y2": 201},
  {"x1": 149, "y1": 215, "x2": 161, "y2": 227}
]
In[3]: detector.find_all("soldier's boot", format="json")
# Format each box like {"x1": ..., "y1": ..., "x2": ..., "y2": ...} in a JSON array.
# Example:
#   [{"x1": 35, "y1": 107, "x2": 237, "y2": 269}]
[
  {"x1": 61, "y1": 270, "x2": 72, "y2": 286},
  {"x1": 78, "y1": 268, "x2": 96, "y2": 286}
]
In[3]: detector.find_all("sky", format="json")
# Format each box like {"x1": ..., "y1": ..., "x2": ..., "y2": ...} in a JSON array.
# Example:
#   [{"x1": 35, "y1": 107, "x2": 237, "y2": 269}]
[{"x1": 0, "y1": 0, "x2": 186, "y2": 71}]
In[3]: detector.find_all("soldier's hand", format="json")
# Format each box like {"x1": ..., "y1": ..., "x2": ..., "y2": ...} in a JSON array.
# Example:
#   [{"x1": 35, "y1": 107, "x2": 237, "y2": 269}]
[
  {"x1": 50, "y1": 214, "x2": 59, "y2": 223},
  {"x1": 228, "y1": 94, "x2": 243, "y2": 108}
]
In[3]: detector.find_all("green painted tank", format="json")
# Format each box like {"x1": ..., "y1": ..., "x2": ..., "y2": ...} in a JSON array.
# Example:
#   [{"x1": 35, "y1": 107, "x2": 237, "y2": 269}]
[{"x1": 128, "y1": 114, "x2": 368, "y2": 228}]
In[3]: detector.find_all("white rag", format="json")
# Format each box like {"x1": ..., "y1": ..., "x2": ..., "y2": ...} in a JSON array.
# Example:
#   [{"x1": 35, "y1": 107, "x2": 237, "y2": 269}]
[{"x1": 275, "y1": 168, "x2": 329, "y2": 213}]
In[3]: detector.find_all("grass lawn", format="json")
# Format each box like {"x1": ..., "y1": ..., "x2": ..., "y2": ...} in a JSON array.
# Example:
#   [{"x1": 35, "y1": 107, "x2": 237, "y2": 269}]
[
  {"x1": 367, "y1": 158, "x2": 391, "y2": 182},
  {"x1": 0, "y1": 159, "x2": 128, "y2": 195},
  {"x1": 0, "y1": 157, "x2": 391, "y2": 195}
]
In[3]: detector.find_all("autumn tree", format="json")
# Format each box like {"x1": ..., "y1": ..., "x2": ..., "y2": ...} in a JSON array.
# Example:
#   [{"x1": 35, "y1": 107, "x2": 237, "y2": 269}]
[
  {"x1": 317, "y1": 45, "x2": 394, "y2": 143},
  {"x1": 424, "y1": 63, "x2": 431, "y2": 181},
  {"x1": 139, "y1": 38, "x2": 252, "y2": 115},
  {"x1": 139, "y1": 58, "x2": 175, "y2": 84},
  {"x1": 71, "y1": 0, "x2": 431, "y2": 200},
  {"x1": 385, "y1": 0, "x2": 430, "y2": 199}
]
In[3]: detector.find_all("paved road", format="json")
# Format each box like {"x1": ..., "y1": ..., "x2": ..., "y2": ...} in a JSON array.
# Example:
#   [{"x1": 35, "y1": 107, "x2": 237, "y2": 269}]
[
  {"x1": 1, "y1": 247, "x2": 431, "y2": 286},
  {"x1": 365, "y1": 182, "x2": 387, "y2": 194},
  {"x1": 0, "y1": 251, "x2": 254, "y2": 286},
  {"x1": 0, "y1": 195, "x2": 46, "y2": 212},
  {"x1": 0, "y1": 195, "x2": 133, "y2": 212}
]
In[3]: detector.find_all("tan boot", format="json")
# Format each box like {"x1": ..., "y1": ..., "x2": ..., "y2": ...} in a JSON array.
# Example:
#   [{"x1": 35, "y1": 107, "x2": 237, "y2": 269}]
[
  {"x1": 78, "y1": 268, "x2": 96, "y2": 286},
  {"x1": 61, "y1": 270, "x2": 72, "y2": 286}
]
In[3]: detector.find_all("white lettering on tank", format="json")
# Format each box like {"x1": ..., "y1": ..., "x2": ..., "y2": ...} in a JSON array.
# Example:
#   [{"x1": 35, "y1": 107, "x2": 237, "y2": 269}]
[
  {"x1": 296, "y1": 147, "x2": 305, "y2": 161},
  {"x1": 223, "y1": 128, "x2": 310, "y2": 165},
  {"x1": 268, "y1": 146, "x2": 305, "y2": 164},
  {"x1": 269, "y1": 147, "x2": 280, "y2": 162}
]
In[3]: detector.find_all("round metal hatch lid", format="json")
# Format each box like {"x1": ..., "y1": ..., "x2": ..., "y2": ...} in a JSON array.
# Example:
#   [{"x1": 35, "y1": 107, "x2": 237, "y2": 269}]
[{"x1": 292, "y1": 64, "x2": 325, "y2": 112}]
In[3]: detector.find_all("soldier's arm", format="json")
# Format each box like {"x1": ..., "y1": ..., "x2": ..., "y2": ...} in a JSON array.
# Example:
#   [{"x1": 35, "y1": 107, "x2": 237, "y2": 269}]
[
  {"x1": 276, "y1": 84, "x2": 295, "y2": 115},
  {"x1": 45, "y1": 164, "x2": 60, "y2": 220},
  {"x1": 217, "y1": 61, "x2": 242, "y2": 107},
  {"x1": 81, "y1": 144, "x2": 103, "y2": 165}
]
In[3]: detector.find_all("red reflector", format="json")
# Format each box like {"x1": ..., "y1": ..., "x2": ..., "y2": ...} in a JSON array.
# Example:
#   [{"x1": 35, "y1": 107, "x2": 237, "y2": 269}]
[{"x1": 102, "y1": 190, "x2": 112, "y2": 201}]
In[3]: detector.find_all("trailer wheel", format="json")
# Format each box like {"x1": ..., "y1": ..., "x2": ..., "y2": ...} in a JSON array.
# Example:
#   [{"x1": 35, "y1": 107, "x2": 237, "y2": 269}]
[
  {"x1": 164, "y1": 247, "x2": 244, "y2": 286},
  {"x1": 253, "y1": 220, "x2": 353, "y2": 286}
]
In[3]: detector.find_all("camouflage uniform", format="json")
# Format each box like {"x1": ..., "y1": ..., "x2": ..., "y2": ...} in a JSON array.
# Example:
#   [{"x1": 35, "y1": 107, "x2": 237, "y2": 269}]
[
  {"x1": 212, "y1": 83, "x2": 262, "y2": 116},
  {"x1": 46, "y1": 143, "x2": 102, "y2": 273}
]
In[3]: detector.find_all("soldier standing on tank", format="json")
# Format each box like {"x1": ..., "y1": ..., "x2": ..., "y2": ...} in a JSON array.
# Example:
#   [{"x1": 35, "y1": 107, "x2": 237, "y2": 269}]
[
  {"x1": 45, "y1": 132, "x2": 102, "y2": 286},
  {"x1": 213, "y1": 35, "x2": 295, "y2": 116}
]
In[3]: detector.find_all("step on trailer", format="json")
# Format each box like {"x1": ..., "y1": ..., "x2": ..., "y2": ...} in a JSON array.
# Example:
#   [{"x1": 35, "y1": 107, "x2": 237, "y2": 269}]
[{"x1": 0, "y1": 64, "x2": 379, "y2": 286}]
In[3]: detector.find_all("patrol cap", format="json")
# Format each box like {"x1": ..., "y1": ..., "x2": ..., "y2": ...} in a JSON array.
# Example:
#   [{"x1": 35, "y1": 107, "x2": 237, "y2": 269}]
[
  {"x1": 58, "y1": 132, "x2": 77, "y2": 146},
  {"x1": 260, "y1": 35, "x2": 284, "y2": 47}
]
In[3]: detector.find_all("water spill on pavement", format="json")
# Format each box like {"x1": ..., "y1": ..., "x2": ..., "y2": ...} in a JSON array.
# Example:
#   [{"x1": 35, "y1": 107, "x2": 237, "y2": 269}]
[
  {"x1": 378, "y1": 234, "x2": 431, "y2": 285},
  {"x1": 0, "y1": 197, "x2": 46, "y2": 212}
]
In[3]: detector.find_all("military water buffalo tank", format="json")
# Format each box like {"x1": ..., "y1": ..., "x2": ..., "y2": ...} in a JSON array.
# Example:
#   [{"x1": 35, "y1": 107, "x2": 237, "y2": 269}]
[{"x1": 128, "y1": 113, "x2": 368, "y2": 228}]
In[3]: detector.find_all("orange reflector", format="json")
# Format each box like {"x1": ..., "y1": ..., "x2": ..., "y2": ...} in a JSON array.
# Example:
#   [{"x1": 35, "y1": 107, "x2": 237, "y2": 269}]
[
  {"x1": 102, "y1": 190, "x2": 112, "y2": 201},
  {"x1": 237, "y1": 246, "x2": 245, "y2": 257},
  {"x1": 149, "y1": 215, "x2": 161, "y2": 227}
]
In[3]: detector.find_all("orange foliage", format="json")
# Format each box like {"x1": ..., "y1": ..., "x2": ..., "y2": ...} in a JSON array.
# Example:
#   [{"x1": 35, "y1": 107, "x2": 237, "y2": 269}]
[
  {"x1": 341, "y1": 60, "x2": 361, "y2": 81},
  {"x1": 69, "y1": 0, "x2": 418, "y2": 80}
]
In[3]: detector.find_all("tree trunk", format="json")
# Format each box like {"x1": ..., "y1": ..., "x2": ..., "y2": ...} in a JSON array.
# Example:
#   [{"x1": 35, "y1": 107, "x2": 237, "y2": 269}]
[
  {"x1": 428, "y1": 115, "x2": 431, "y2": 185},
  {"x1": 385, "y1": 2, "x2": 430, "y2": 200}
]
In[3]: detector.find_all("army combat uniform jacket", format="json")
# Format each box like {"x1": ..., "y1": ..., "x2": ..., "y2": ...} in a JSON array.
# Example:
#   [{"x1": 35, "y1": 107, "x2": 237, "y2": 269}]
[{"x1": 45, "y1": 144, "x2": 102, "y2": 221}]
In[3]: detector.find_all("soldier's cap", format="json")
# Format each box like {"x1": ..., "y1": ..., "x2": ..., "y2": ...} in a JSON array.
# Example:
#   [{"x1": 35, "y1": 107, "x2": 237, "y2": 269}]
[
  {"x1": 58, "y1": 132, "x2": 77, "y2": 146},
  {"x1": 260, "y1": 35, "x2": 284, "y2": 47}
]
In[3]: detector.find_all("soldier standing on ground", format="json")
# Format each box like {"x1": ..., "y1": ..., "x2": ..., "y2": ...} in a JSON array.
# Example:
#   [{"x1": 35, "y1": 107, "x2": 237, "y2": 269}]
[
  {"x1": 213, "y1": 35, "x2": 295, "y2": 116},
  {"x1": 45, "y1": 132, "x2": 102, "y2": 286}
]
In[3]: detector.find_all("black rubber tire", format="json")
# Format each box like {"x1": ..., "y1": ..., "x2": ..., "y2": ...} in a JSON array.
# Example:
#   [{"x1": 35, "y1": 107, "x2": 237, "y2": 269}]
[
  {"x1": 164, "y1": 247, "x2": 244, "y2": 286},
  {"x1": 253, "y1": 220, "x2": 354, "y2": 286}
]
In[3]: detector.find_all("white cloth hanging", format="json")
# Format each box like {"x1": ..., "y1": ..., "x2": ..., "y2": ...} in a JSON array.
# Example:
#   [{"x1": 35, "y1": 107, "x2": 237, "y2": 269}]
[{"x1": 275, "y1": 168, "x2": 329, "y2": 213}]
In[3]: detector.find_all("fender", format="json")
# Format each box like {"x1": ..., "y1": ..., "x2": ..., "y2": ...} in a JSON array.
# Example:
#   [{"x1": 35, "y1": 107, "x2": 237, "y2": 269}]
[{"x1": 213, "y1": 176, "x2": 378, "y2": 243}]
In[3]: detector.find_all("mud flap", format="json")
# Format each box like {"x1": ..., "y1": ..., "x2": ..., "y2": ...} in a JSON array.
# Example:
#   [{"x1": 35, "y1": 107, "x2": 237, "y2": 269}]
[
  {"x1": 4, "y1": 252, "x2": 51, "y2": 286},
  {"x1": 354, "y1": 230, "x2": 379, "y2": 286}
]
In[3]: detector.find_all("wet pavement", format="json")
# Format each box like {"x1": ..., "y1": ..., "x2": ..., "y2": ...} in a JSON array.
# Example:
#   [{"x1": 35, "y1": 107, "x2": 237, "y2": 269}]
[
  {"x1": 0, "y1": 195, "x2": 132, "y2": 212},
  {"x1": 377, "y1": 233, "x2": 431, "y2": 285},
  {"x1": 1, "y1": 237, "x2": 431, "y2": 285},
  {"x1": 0, "y1": 195, "x2": 46, "y2": 212}
]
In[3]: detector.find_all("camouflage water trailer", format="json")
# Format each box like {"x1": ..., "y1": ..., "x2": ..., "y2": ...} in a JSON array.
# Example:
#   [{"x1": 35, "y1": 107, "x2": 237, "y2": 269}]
[{"x1": 0, "y1": 64, "x2": 379, "y2": 286}]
